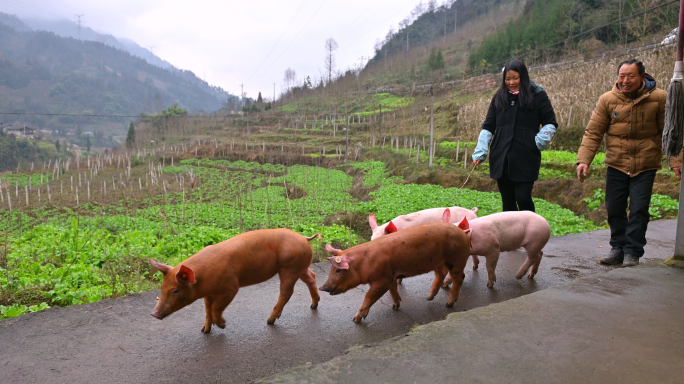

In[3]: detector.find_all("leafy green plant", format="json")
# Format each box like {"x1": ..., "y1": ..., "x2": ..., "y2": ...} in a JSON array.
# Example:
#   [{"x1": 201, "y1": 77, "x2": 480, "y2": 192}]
[{"x1": 582, "y1": 189, "x2": 605, "y2": 211}]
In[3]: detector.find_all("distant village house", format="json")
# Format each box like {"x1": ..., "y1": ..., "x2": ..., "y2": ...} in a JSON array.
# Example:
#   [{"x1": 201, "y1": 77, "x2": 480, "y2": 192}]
[{"x1": 2, "y1": 124, "x2": 36, "y2": 139}]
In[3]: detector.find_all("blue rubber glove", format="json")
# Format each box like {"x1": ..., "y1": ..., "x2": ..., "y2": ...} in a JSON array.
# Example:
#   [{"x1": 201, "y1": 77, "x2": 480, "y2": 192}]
[
  {"x1": 535, "y1": 124, "x2": 556, "y2": 151},
  {"x1": 472, "y1": 130, "x2": 492, "y2": 162}
]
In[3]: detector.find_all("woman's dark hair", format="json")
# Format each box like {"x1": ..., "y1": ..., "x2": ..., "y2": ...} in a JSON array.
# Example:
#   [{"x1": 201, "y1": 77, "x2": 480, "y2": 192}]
[{"x1": 493, "y1": 59, "x2": 535, "y2": 111}]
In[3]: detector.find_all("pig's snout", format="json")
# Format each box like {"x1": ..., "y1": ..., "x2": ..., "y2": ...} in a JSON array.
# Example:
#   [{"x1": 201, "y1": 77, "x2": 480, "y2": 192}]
[
  {"x1": 151, "y1": 309, "x2": 166, "y2": 320},
  {"x1": 319, "y1": 283, "x2": 341, "y2": 295}
]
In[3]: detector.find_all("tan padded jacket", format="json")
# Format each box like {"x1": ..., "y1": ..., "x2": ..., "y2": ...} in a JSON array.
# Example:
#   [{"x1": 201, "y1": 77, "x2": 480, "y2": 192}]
[{"x1": 577, "y1": 77, "x2": 667, "y2": 176}]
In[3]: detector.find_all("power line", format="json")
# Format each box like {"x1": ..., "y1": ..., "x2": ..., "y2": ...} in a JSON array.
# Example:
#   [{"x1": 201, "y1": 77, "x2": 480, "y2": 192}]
[
  {"x1": 251, "y1": 0, "x2": 329, "y2": 83},
  {"x1": 245, "y1": 0, "x2": 310, "y2": 83},
  {"x1": 0, "y1": 112, "x2": 219, "y2": 118}
]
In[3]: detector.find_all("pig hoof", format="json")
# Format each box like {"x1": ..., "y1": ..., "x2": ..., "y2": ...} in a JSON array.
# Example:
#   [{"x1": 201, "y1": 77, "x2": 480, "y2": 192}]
[
  {"x1": 353, "y1": 316, "x2": 362, "y2": 323},
  {"x1": 201, "y1": 325, "x2": 212, "y2": 333},
  {"x1": 392, "y1": 303, "x2": 400, "y2": 310},
  {"x1": 446, "y1": 300, "x2": 455, "y2": 308},
  {"x1": 487, "y1": 282, "x2": 494, "y2": 288},
  {"x1": 441, "y1": 282, "x2": 451, "y2": 289},
  {"x1": 515, "y1": 273, "x2": 524, "y2": 279},
  {"x1": 426, "y1": 294, "x2": 435, "y2": 301},
  {"x1": 267, "y1": 316, "x2": 277, "y2": 325},
  {"x1": 310, "y1": 302, "x2": 318, "y2": 310}
]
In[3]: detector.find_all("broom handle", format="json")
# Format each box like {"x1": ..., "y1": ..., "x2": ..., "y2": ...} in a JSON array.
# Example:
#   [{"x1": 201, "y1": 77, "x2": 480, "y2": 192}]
[{"x1": 679, "y1": 0, "x2": 684, "y2": 62}]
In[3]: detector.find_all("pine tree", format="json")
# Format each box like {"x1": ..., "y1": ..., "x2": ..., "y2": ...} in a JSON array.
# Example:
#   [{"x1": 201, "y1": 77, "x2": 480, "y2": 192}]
[
  {"x1": 126, "y1": 122, "x2": 136, "y2": 149},
  {"x1": 86, "y1": 135, "x2": 91, "y2": 153},
  {"x1": 55, "y1": 140, "x2": 60, "y2": 152}
]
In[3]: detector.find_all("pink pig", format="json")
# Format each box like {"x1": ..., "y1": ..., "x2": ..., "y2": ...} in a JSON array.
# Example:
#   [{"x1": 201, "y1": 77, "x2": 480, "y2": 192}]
[
  {"x1": 369, "y1": 206, "x2": 480, "y2": 269},
  {"x1": 442, "y1": 210, "x2": 551, "y2": 288}
]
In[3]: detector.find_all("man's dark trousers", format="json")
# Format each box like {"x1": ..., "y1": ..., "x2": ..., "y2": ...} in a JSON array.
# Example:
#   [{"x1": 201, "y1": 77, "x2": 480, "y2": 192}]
[{"x1": 605, "y1": 166, "x2": 656, "y2": 258}]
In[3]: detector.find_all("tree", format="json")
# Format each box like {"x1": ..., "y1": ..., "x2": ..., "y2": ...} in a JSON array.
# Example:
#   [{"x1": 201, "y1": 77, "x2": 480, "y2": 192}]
[
  {"x1": 427, "y1": 48, "x2": 445, "y2": 70},
  {"x1": 55, "y1": 140, "x2": 60, "y2": 152},
  {"x1": 126, "y1": 121, "x2": 136, "y2": 149},
  {"x1": 283, "y1": 68, "x2": 296, "y2": 92},
  {"x1": 324, "y1": 37, "x2": 339, "y2": 84},
  {"x1": 86, "y1": 135, "x2": 91, "y2": 153},
  {"x1": 256, "y1": 92, "x2": 263, "y2": 105}
]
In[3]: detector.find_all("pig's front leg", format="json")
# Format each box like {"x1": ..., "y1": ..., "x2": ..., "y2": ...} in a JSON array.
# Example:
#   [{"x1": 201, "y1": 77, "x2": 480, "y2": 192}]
[
  {"x1": 205, "y1": 289, "x2": 238, "y2": 333},
  {"x1": 428, "y1": 267, "x2": 448, "y2": 301},
  {"x1": 471, "y1": 254, "x2": 480, "y2": 270},
  {"x1": 389, "y1": 279, "x2": 401, "y2": 310},
  {"x1": 484, "y1": 252, "x2": 500, "y2": 288},
  {"x1": 446, "y1": 269, "x2": 466, "y2": 307},
  {"x1": 354, "y1": 282, "x2": 390, "y2": 323}
]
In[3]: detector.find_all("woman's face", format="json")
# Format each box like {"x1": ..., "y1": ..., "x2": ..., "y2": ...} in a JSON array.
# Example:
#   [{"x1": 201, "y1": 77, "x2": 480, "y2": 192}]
[{"x1": 505, "y1": 70, "x2": 521, "y2": 93}]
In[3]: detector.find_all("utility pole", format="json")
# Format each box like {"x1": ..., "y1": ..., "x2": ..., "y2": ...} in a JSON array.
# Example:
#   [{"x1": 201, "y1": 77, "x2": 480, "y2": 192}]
[
  {"x1": 406, "y1": 30, "x2": 409, "y2": 52},
  {"x1": 147, "y1": 46, "x2": 156, "y2": 55},
  {"x1": 429, "y1": 86, "x2": 434, "y2": 167},
  {"x1": 74, "y1": 14, "x2": 84, "y2": 40},
  {"x1": 240, "y1": 84, "x2": 245, "y2": 109},
  {"x1": 454, "y1": 0, "x2": 458, "y2": 33},
  {"x1": 359, "y1": 56, "x2": 368, "y2": 69},
  {"x1": 273, "y1": 83, "x2": 276, "y2": 114}
]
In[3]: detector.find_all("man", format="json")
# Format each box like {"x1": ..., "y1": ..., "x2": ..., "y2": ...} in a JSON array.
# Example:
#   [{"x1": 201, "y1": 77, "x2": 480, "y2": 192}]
[{"x1": 576, "y1": 59, "x2": 668, "y2": 267}]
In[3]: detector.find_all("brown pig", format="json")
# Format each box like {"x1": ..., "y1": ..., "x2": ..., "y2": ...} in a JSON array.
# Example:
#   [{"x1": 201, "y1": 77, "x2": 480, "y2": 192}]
[
  {"x1": 319, "y1": 222, "x2": 471, "y2": 323},
  {"x1": 148, "y1": 229, "x2": 321, "y2": 333}
]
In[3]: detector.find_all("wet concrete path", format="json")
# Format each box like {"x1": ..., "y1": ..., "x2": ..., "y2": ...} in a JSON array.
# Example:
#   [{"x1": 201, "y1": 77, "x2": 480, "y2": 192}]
[{"x1": 0, "y1": 220, "x2": 676, "y2": 383}]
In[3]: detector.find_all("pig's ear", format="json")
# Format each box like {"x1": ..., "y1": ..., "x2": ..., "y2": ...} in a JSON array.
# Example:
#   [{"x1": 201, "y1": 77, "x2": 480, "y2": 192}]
[
  {"x1": 385, "y1": 221, "x2": 397, "y2": 234},
  {"x1": 325, "y1": 243, "x2": 343, "y2": 256},
  {"x1": 149, "y1": 258, "x2": 172, "y2": 275},
  {"x1": 369, "y1": 213, "x2": 378, "y2": 230},
  {"x1": 464, "y1": 228, "x2": 473, "y2": 249},
  {"x1": 176, "y1": 265, "x2": 196, "y2": 285},
  {"x1": 326, "y1": 256, "x2": 350, "y2": 270},
  {"x1": 458, "y1": 216, "x2": 469, "y2": 230},
  {"x1": 442, "y1": 209, "x2": 451, "y2": 223}
]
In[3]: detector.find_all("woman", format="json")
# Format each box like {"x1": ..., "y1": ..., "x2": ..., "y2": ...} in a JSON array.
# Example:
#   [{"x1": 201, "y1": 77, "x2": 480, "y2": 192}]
[{"x1": 472, "y1": 59, "x2": 558, "y2": 212}]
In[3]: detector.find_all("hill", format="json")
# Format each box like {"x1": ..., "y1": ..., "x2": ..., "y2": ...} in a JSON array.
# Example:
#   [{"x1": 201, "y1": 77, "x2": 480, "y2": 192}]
[{"x1": 0, "y1": 12, "x2": 238, "y2": 135}]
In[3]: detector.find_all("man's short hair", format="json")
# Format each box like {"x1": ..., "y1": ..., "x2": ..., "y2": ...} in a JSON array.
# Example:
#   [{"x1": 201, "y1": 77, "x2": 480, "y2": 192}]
[{"x1": 617, "y1": 59, "x2": 645, "y2": 75}]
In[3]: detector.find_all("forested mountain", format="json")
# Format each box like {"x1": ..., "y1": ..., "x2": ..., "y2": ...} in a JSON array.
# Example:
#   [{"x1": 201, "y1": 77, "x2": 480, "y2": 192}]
[
  {"x1": 371, "y1": 0, "x2": 512, "y2": 64},
  {"x1": 0, "y1": 13, "x2": 238, "y2": 132}
]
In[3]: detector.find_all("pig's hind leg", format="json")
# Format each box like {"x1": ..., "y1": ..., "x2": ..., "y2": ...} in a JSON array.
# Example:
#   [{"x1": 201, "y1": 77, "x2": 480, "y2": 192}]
[
  {"x1": 516, "y1": 248, "x2": 543, "y2": 279},
  {"x1": 299, "y1": 268, "x2": 321, "y2": 309},
  {"x1": 389, "y1": 279, "x2": 401, "y2": 310},
  {"x1": 268, "y1": 272, "x2": 299, "y2": 324}
]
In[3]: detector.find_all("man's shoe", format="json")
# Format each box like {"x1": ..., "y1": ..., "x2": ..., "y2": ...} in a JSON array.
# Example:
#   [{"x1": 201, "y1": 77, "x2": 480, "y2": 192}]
[
  {"x1": 622, "y1": 254, "x2": 639, "y2": 267},
  {"x1": 600, "y1": 248, "x2": 624, "y2": 265}
]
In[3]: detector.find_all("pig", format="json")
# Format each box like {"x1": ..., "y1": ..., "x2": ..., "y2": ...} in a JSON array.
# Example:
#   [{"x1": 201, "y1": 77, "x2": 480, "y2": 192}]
[
  {"x1": 148, "y1": 229, "x2": 321, "y2": 333},
  {"x1": 319, "y1": 222, "x2": 471, "y2": 323},
  {"x1": 442, "y1": 211, "x2": 551, "y2": 288},
  {"x1": 369, "y1": 206, "x2": 481, "y2": 270}
]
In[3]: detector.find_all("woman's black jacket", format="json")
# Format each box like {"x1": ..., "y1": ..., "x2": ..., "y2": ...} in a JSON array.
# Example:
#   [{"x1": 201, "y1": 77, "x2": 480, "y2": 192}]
[{"x1": 482, "y1": 86, "x2": 558, "y2": 182}]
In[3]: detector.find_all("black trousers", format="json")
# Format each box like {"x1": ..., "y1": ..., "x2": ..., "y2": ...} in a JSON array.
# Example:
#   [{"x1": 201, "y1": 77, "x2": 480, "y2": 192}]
[
  {"x1": 496, "y1": 173, "x2": 535, "y2": 212},
  {"x1": 605, "y1": 167, "x2": 656, "y2": 258}
]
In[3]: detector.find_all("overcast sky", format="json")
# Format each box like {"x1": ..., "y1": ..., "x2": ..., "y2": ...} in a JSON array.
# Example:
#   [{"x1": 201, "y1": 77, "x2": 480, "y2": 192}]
[{"x1": 0, "y1": 0, "x2": 424, "y2": 99}]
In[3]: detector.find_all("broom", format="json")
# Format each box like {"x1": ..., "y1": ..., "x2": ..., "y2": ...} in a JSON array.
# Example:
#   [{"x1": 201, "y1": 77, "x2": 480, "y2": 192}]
[
  {"x1": 662, "y1": 1, "x2": 684, "y2": 159},
  {"x1": 664, "y1": 0, "x2": 684, "y2": 261}
]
